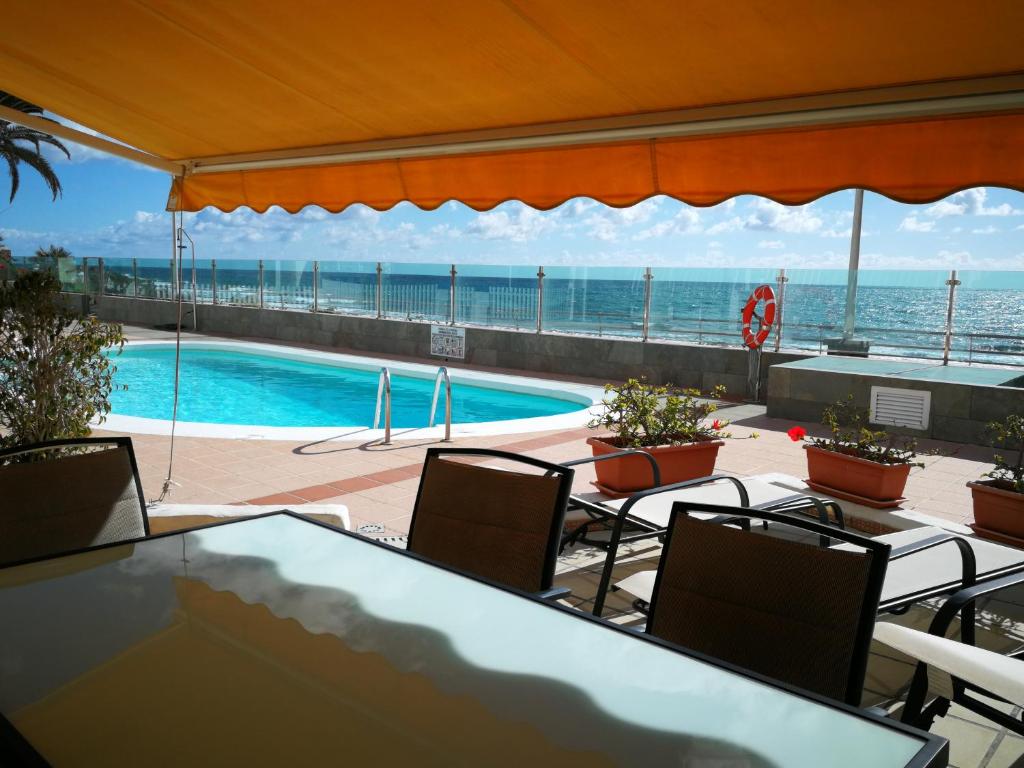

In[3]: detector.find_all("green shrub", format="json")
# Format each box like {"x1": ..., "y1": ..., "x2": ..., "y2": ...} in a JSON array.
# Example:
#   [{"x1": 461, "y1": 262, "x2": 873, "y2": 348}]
[
  {"x1": 986, "y1": 415, "x2": 1024, "y2": 493},
  {"x1": 789, "y1": 395, "x2": 921, "y2": 466},
  {"x1": 0, "y1": 271, "x2": 124, "y2": 450},
  {"x1": 588, "y1": 378, "x2": 729, "y2": 449}
]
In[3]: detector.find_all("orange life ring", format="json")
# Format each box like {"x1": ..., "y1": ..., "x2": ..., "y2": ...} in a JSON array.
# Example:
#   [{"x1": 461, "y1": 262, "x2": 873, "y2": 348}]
[{"x1": 741, "y1": 285, "x2": 777, "y2": 349}]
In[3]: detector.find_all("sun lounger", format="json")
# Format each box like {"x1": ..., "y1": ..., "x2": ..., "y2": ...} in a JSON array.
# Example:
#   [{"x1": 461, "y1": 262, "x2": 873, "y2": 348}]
[
  {"x1": 874, "y1": 570, "x2": 1024, "y2": 735},
  {"x1": 146, "y1": 503, "x2": 350, "y2": 533},
  {"x1": 615, "y1": 515, "x2": 1024, "y2": 617},
  {"x1": 557, "y1": 460, "x2": 844, "y2": 616}
]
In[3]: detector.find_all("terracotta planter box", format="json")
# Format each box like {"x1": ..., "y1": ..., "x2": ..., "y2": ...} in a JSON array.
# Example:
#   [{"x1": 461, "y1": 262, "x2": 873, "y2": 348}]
[
  {"x1": 968, "y1": 480, "x2": 1024, "y2": 541},
  {"x1": 587, "y1": 436, "x2": 724, "y2": 496},
  {"x1": 804, "y1": 445, "x2": 911, "y2": 508}
]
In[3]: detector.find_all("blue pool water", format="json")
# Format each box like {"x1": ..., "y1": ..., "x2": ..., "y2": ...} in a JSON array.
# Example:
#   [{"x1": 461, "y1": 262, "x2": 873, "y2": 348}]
[{"x1": 108, "y1": 346, "x2": 585, "y2": 428}]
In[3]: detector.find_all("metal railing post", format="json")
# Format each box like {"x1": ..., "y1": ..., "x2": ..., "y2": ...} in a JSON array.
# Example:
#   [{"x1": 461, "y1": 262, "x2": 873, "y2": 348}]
[
  {"x1": 536, "y1": 266, "x2": 545, "y2": 333},
  {"x1": 376, "y1": 262, "x2": 383, "y2": 318},
  {"x1": 774, "y1": 268, "x2": 789, "y2": 352},
  {"x1": 312, "y1": 261, "x2": 319, "y2": 312},
  {"x1": 211, "y1": 259, "x2": 218, "y2": 304},
  {"x1": 943, "y1": 269, "x2": 961, "y2": 365},
  {"x1": 132, "y1": 258, "x2": 138, "y2": 297},
  {"x1": 449, "y1": 264, "x2": 457, "y2": 325},
  {"x1": 258, "y1": 259, "x2": 264, "y2": 309},
  {"x1": 97, "y1": 258, "x2": 105, "y2": 296},
  {"x1": 641, "y1": 267, "x2": 652, "y2": 341},
  {"x1": 168, "y1": 258, "x2": 175, "y2": 299},
  {"x1": 82, "y1": 257, "x2": 90, "y2": 295}
]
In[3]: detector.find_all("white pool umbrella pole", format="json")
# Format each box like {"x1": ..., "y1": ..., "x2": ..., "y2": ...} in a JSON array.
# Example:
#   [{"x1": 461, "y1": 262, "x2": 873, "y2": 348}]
[{"x1": 842, "y1": 189, "x2": 864, "y2": 341}]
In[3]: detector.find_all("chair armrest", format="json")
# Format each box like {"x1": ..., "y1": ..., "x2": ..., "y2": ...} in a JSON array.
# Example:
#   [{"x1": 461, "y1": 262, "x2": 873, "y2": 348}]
[
  {"x1": 559, "y1": 450, "x2": 662, "y2": 488},
  {"x1": 890, "y1": 533, "x2": 978, "y2": 597},
  {"x1": 536, "y1": 586, "x2": 572, "y2": 601},
  {"x1": 928, "y1": 569, "x2": 1024, "y2": 639}
]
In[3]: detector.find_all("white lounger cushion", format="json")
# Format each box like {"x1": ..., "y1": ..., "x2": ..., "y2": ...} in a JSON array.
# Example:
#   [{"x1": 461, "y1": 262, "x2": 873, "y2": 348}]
[
  {"x1": 147, "y1": 503, "x2": 350, "y2": 530},
  {"x1": 600, "y1": 478, "x2": 812, "y2": 529},
  {"x1": 834, "y1": 526, "x2": 1024, "y2": 606},
  {"x1": 874, "y1": 622, "x2": 1024, "y2": 708},
  {"x1": 615, "y1": 525, "x2": 1024, "y2": 608}
]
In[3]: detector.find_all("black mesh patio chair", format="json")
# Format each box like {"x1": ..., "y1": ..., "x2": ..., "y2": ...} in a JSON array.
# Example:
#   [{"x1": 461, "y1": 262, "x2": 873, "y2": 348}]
[
  {"x1": 0, "y1": 437, "x2": 150, "y2": 567},
  {"x1": 645, "y1": 501, "x2": 890, "y2": 705},
  {"x1": 407, "y1": 448, "x2": 574, "y2": 599}
]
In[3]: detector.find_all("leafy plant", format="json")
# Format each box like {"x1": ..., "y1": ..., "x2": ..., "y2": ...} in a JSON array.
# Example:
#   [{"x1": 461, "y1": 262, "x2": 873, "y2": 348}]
[
  {"x1": 0, "y1": 271, "x2": 124, "y2": 452},
  {"x1": 0, "y1": 91, "x2": 70, "y2": 203},
  {"x1": 788, "y1": 395, "x2": 922, "y2": 466},
  {"x1": 985, "y1": 415, "x2": 1024, "y2": 493},
  {"x1": 588, "y1": 378, "x2": 730, "y2": 449}
]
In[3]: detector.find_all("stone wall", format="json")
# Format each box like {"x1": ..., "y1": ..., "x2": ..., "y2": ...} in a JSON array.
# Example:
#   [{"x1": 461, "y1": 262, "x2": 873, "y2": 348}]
[
  {"x1": 82, "y1": 294, "x2": 807, "y2": 399},
  {"x1": 767, "y1": 361, "x2": 1024, "y2": 444}
]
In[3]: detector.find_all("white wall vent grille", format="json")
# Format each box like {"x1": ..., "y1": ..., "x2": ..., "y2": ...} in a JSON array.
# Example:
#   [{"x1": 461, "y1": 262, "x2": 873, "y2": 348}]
[{"x1": 869, "y1": 386, "x2": 931, "y2": 431}]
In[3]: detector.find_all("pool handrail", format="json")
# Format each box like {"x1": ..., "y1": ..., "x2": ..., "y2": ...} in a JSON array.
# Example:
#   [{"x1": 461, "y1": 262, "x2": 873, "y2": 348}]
[
  {"x1": 373, "y1": 366, "x2": 392, "y2": 445},
  {"x1": 429, "y1": 367, "x2": 452, "y2": 442}
]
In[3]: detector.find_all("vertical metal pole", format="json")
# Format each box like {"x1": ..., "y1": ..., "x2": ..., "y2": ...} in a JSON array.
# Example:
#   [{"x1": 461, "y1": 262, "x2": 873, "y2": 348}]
[
  {"x1": 449, "y1": 264, "x2": 457, "y2": 325},
  {"x1": 843, "y1": 189, "x2": 864, "y2": 340},
  {"x1": 190, "y1": 241, "x2": 197, "y2": 330},
  {"x1": 170, "y1": 210, "x2": 176, "y2": 295},
  {"x1": 312, "y1": 261, "x2": 319, "y2": 312},
  {"x1": 774, "y1": 268, "x2": 788, "y2": 352},
  {"x1": 536, "y1": 266, "x2": 545, "y2": 333},
  {"x1": 82, "y1": 257, "x2": 90, "y2": 295},
  {"x1": 258, "y1": 259, "x2": 264, "y2": 309},
  {"x1": 942, "y1": 269, "x2": 961, "y2": 366},
  {"x1": 376, "y1": 262, "x2": 383, "y2": 318},
  {"x1": 97, "y1": 258, "x2": 105, "y2": 296},
  {"x1": 132, "y1": 258, "x2": 138, "y2": 297},
  {"x1": 211, "y1": 260, "x2": 218, "y2": 305},
  {"x1": 641, "y1": 266, "x2": 653, "y2": 342},
  {"x1": 168, "y1": 259, "x2": 174, "y2": 300}
]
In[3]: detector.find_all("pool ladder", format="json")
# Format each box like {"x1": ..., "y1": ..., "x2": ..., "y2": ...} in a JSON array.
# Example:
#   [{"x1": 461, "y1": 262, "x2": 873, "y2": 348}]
[
  {"x1": 373, "y1": 366, "x2": 451, "y2": 446},
  {"x1": 429, "y1": 367, "x2": 452, "y2": 443}
]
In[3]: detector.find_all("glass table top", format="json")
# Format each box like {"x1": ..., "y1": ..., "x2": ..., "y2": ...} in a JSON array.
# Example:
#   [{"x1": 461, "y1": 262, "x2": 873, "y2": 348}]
[{"x1": 0, "y1": 513, "x2": 945, "y2": 767}]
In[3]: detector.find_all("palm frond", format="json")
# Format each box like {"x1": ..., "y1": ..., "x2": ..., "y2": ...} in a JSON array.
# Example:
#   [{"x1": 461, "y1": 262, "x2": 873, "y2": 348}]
[
  {"x1": 10, "y1": 144, "x2": 62, "y2": 200},
  {"x1": 4, "y1": 153, "x2": 20, "y2": 203}
]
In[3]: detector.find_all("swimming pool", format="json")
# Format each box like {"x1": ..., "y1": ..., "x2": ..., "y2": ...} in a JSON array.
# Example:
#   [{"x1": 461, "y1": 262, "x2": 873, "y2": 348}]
[{"x1": 103, "y1": 341, "x2": 600, "y2": 440}]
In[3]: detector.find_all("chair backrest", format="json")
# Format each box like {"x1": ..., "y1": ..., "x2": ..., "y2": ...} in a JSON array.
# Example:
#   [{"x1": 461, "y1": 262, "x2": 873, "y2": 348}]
[
  {"x1": 407, "y1": 448, "x2": 574, "y2": 593},
  {"x1": 647, "y1": 502, "x2": 890, "y2": 705},
  {"x1": 0, "y1": 438, "x2": 149, "y2": 566}
]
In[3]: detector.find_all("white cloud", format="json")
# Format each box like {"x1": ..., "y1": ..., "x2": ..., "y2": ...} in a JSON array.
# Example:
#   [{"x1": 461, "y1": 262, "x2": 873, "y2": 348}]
[
  {"x1": 705, "y1": 199, "x2": 822, "y2": 235},
  {"x1": 757, "y1": 240, "x2": 784, "y2": 249},
  {"x1": 971, "y1": 225, "x2": 999, "y2": 235},
  {"x1": 633, "y1": 207, "x2": 702, "y2": 240},
  {"x1": 465, "y1": 205, "x2": 556, "y2": 242},
  {"x1": 924, "y1": 188, "x2": 1023, "y2": 218},
  {"x1": 898, "y1": 216, "x2": 935, "y2": 233}
]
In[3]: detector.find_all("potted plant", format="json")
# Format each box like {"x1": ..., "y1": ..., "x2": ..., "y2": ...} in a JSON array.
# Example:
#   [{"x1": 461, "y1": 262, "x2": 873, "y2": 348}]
[
  {"x1": 788, "y1": 396, "x2": 922, "y2": 509},
  {"x1": 967, "y1": 415, "x2": 1024, "y2": 544},
  {"x1": 586, "y1": 378, "x2": 731, "y2": 496}
]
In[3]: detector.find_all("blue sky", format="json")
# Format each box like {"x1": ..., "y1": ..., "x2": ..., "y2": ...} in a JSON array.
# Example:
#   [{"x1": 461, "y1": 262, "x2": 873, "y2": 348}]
[{"x1": 1, "y1": 133, "x2": 1023, "y2": 271}]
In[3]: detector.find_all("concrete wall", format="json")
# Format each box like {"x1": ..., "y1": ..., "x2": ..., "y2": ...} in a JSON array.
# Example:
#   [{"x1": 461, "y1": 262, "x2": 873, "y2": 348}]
[
  {"x1": 83, "y1": 294, "x2": 807, "y2": 399},
  {"x1": 766, "y1": 363, "x2": 1024, "y2": 444}
]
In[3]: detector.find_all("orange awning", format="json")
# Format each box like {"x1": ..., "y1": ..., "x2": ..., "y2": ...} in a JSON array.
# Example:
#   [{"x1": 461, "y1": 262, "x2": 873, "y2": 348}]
[
  {"x1": 170, "y1": 112, "x2": 1024, "y2": 212},
  {"x1": 1, "y1": 0, "x2": 1023, "y2": 212}
]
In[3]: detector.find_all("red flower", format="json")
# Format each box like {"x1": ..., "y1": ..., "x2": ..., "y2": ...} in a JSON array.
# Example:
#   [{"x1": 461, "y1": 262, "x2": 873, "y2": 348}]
[
  {"x1": 712, "y1": 420, "x2": 722, "y2": 430},
  {"x1": 788, "y1": 426, "x2": 807, "y2": 442}
]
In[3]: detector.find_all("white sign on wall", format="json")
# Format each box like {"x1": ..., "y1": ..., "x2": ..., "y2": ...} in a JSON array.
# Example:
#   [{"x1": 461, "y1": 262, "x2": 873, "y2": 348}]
[{"x1": 430, "y1": 325, "x2": 466, "y2": 359}]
